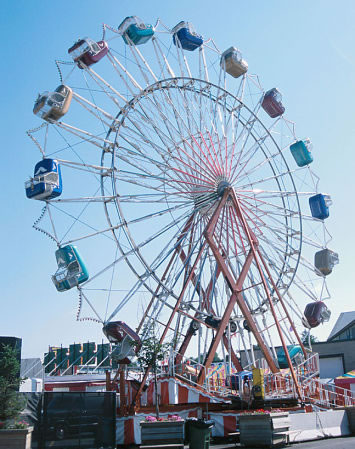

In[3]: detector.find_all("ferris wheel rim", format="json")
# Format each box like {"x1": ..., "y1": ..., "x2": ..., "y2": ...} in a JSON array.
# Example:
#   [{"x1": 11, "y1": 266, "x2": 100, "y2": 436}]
[{"x1": 98, "y1": 75, "x2": 303, "y2": 307}]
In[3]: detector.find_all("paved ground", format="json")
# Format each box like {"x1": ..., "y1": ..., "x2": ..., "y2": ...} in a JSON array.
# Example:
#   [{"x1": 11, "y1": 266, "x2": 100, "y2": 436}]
[{"x1": 208, "y1": 435, "x2": 355, "y2": 449}]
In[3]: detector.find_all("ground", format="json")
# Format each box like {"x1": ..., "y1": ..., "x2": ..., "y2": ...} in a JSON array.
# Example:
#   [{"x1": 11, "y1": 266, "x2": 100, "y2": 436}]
[{"x1": 206, "y1": 436, "x2": 355, "y2": 449}]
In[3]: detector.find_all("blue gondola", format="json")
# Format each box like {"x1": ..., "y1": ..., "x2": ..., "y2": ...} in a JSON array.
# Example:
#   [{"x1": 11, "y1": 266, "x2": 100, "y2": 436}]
[
  {"x1": 290, "y1": 139, "x2": 313, "y2": 167},
  {"x1": 309, "y1": 194, "x2": 332, "y2": 220},
  {"x1": 172, "y1": 21, "x2": 203, "y2": 51},
  {"x1": 25, "y1": 159, "x2": 62, "y2": 200},
  {"x1": 277, "y1": 345, "x2": 303, "y2": 368},
  {"x1": 314, "y1": 248, "x2": 339, "y2": 276},
  {"x1": 118, "y1": 16, "x2": 154, "y2": 45},
  {"x1": 52, "y1": 245, "x2": 89, "y2": 292}
]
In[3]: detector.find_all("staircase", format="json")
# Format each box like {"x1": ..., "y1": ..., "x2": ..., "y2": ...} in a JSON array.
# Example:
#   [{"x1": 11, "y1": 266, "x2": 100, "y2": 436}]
[{"x1": 265, "y1": 353, "x2": 355, "y2": 409}]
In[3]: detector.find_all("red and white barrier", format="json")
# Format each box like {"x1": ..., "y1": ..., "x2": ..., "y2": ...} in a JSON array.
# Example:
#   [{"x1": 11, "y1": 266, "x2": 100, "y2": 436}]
[
  {"x1": 145, "y1": 377, "x2": 227, "y2": 406},
  {"x1": 116, "y1": 409, "x2": 239, "y2": 445}
]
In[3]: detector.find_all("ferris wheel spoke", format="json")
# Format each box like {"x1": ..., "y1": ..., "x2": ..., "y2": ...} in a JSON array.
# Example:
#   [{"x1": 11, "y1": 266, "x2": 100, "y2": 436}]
[
  {"x1": 257, "y1": 244, "x2": 294, "y2": 288},
  {"x1": 237, "y1": 191, "x2": 297, "y2": 213},
  {"x1": 86, "y1": 66, "x2": 127, "y2": 103},
  {"x1": 49, "y1": 128, "x2": 108, "y2": 184},
  {"x1": 78, "y1": 290, "x2": 104, "y2": 323},
  {"x1": 152, "y1": 37, "x2": 176, "y2": 78},
  {"x1": 50, "y1": 196, "x2": 117, "y2": 203},
  {"x1": 83, "y1": 72, "x2": 123, "y2": 109},
  {"x1": 61, "y1": 201, "x2": 190, "y2": 247},
  {"x1": 236, "y1": 164, "x2": 305, "y2": 191},
  {"x1": 124, "y1": 115, "x2": 175, "y2": 155},
  {"x1": 55, "y1": 121, "x2": 114, "y2": 150},
  {"x1": 229, "y1": 132, "x2": 265, "y2": 184},
  {"x1": 46, "y1": 203, "x2": 60, "y2": 244},
  {"x1": 135, "y1": 92, "x2": 192, "y2": 153},
  {"x1": 172, "y1": 137, "x2": 219, "y2": 181},
  {"x1": 72, "y1": 91, "x2": 119, "y2": 124},
  {"x1": 117, "y1": 166, "x2": 214, "y2": 195},
  {"x1": 173, "y1": 39, "x2": 191, "y2": 78},
  {"x1": 50, "y1": 205, "x2": 115, "y2": 246},
  {"x1": 292, "y1": 272, "x2": 319, "y2": 301},
  {"x1": 76, "y1": 72, "x2": 112, "y2": 134},
  {"x1": 236, "y1": 143, "x2": 291, "y2": 183},
  {"x1": 118, "y1": 193, "x2": 186, "y2": 203},
  {"x1": 230, "y1": 134, "x2": 269, "y2": 184},
  {"x1": 199, "y1": 47, "x2": 210, "y2": 82},
  {"x1": 57, "y1": 158, "x2": 114, "y2": 176},
  {"x1": 116, "y1": 152, "x2": 168, "y2": 181},
  {"x1": 120, "y1": 110, "x2": 203, "y2": 182},
  {"x1": 107, "y1": 52, "x2": 142, "y2": 92}
]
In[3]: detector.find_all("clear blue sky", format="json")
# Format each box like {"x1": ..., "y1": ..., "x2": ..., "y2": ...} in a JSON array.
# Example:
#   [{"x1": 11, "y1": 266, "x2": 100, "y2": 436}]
[{"x1": 0, "y1": 0, "x2": 354, "y2": 358}]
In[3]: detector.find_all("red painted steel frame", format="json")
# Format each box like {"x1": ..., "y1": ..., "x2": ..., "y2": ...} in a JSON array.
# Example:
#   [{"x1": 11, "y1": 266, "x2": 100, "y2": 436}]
[
  {"x1": 133, "y1": 240, "x2": 207, "y2": 405},
  {"x1": 196, "y1": 188, "x2": 278, "y2": 385},
  {"x1": 134, "y1": 186, "x2": 304, "y2": 404},
  {"x1": 175, "y1": 249, "x2": 242, "y2": 371},
  {"x1": 136, "y1": 215, "x2": 194, "y2": 334},
  {"x1": 230, "y1": 189, "x2": 302, "y2": 398},
  {"x1": 196, "y1": 188, "x2": 302, "y2": 401}
]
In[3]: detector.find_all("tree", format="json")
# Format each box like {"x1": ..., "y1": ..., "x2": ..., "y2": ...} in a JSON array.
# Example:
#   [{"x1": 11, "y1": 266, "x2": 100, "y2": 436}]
[
  {"x1": 0, "y1": 344, "x2": 25, "y2": 423},
  {"x1": 213, "y1": 353, "x2": 223, "y2": 363},
  {"x1": 133, "y1": 327, "x2": 172, "y2": 418},
  {"x1": 301, "y1": 330, "x2": 318, "y2": 347}
]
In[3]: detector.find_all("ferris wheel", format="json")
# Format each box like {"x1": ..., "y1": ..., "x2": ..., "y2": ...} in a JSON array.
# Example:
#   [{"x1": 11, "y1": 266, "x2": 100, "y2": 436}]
[{"x1": 26, "y1": 17, "x2": 338, "y2": 382}]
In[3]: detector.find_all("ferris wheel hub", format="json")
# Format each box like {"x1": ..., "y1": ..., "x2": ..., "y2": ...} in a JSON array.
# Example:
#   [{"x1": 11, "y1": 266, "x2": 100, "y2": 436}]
[{"x1": 216, "y1": 180, "x2": 231, "y2": 197}]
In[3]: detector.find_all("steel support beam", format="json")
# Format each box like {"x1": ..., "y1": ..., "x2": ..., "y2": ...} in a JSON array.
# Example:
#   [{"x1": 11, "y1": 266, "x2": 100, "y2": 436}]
[
  {"x1": 133, "y1": 238, "x2": 207, "y2": 405},
  {"x1": 229, "y1": 189, "x2": 302, "y2": 399}
]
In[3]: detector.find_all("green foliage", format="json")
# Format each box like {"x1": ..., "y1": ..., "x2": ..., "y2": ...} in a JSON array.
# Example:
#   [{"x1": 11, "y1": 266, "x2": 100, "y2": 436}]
[
  {"x1": 135, "y1": 334, "x2": 171, "y2": 375},
  {"x1": 133, "y1": 326, "x2": 173, "y2": 418},
  {"x1": 213, "y1": 353, "x2": 223, "y2": 363},
  {"x1": 301, "y1": 330, "x2": 318, "y2": 347},
  {"x1": 0, "y1": 344, "x2": 25, "y2": 422}
]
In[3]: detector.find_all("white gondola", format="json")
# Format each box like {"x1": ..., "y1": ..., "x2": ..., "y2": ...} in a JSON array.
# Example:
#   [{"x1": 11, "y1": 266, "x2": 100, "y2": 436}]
[{"x1": 220, "y1": 47, "x2": 248, "y2": 78}]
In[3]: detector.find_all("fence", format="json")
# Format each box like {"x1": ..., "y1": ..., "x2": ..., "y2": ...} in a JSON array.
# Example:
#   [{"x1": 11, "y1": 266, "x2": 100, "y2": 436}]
[{"x1": 19, "y1": 391, "x2": 116, "y2": 449}]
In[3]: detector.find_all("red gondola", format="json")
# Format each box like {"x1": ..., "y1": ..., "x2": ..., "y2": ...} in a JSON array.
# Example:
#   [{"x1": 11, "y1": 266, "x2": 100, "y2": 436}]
[
  {"x1": 103, "y1": 321, "x2": 141, "y2": 364},
  {"x1": 261, "y1": 88, "x2": 285, "y2": 118},
  {"x1": 68, "y1": 38, "x2": 108, "y2": 68},
  {"x1": 302, "y1": 301, "x2": 331, "y2": 328}
]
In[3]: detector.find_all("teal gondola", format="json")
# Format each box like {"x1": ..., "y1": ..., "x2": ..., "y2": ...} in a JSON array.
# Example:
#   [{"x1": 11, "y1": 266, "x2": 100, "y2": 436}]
[{"x1": 52, "y1": 245, "x2": 89, "y2": 291}]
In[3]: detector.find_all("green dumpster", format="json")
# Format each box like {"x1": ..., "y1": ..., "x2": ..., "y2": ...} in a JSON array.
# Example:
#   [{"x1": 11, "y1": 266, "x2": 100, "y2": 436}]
[{"x1": 187, "y1": 419, "x2": 214, "y2": 449}]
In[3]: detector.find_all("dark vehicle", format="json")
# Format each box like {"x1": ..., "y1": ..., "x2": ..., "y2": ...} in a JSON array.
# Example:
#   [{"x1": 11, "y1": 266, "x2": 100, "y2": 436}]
[
  {"x1": 68, "y1": 37, "x2": 108, "y2": 68},
  {"x1": 43, "y1": 392, "x2": 115, "y2": 447}
]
